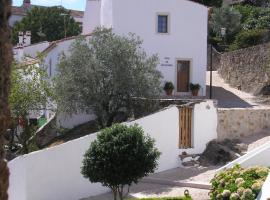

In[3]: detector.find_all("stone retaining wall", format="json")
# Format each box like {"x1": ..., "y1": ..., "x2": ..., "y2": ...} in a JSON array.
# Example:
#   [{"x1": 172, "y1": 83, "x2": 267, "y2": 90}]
[
  {"x1": 217, "y1": 108, "x2": 270, "y2": 140},
  {"x1": 219, "y1": 43, "x2": 270, "y2": 94}
]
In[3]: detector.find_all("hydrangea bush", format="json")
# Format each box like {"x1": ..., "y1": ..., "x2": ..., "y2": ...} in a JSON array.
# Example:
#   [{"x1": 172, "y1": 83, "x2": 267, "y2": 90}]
[{"x1": 210, "y1": 165, "x2": 269, "y2": 200}]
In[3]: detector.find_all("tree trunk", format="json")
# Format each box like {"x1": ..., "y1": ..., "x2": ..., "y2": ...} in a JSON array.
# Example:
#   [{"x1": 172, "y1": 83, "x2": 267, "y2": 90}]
[{"x1": 0, "y1": 0, "x2": 12, "y2": 199}]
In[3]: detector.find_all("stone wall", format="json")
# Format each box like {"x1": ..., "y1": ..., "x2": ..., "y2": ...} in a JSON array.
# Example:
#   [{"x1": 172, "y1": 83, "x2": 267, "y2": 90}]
[
  {"x1": 217, "y1": 108, "x2": 270, "y2": 140},
  {"x1": 219, "y1": 43, "x2": 270, "y2": 94}
]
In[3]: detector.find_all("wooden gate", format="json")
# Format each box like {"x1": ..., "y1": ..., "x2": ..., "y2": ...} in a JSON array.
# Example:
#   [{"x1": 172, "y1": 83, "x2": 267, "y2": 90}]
[{"x1": 179, "y1": 106, "x2": 193, "y2": 149}]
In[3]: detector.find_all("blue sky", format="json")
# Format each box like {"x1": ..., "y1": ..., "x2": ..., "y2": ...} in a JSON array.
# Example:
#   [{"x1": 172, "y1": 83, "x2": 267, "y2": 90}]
[{"x1": 13, "y1": 0, "x2": 86, "y2": 11}]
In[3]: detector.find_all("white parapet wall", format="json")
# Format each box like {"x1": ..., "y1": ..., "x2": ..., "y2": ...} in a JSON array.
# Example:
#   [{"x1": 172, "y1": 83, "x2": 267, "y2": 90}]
[{"x1": 8, "y1": 101, "x2": 217, "y2": 200}]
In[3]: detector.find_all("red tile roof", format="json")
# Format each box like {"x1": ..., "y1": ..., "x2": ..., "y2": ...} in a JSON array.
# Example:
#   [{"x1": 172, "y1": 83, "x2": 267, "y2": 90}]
[{"x1": 11, "y1": 5, "x2": 84, "y2": 18}]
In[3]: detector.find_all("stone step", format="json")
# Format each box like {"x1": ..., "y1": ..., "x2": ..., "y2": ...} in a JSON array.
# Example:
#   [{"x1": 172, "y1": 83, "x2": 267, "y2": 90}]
[{"x1": 179, "y1": 153, "x2": 200, "y2": 161}]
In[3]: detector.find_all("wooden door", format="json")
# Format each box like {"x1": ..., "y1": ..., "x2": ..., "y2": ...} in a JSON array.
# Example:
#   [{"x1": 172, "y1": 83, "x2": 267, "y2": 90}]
[
  {"x1": 177, "y1": 60, "x2": 190, "y2": 92},
  {"x1": 179, "y1": 106, "x2": 193, "y2": 149}
]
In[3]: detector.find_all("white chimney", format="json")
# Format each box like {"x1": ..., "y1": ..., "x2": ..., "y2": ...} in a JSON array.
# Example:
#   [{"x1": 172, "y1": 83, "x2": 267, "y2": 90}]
[
  {"x1": 82, "y1": 0, "x2": 101, "y2": 34},
  {"x1": 24, "y1": 31, "x2": 31, "y2": 46},
  {"x1": 16, "y1": 43, "x2": 24, "y2": 62},
  {"x1": 18, "y1": 31, "x2": 24, "y2": 45}
]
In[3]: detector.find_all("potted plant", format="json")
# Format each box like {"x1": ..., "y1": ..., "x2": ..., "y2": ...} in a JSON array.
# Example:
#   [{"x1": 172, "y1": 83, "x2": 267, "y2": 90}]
[
  {"x1": 163, "y1": 81, "x2": 174, "y2": 96},
  {"x1": 190, "y1": 83, "x2": 201, "y2": 96}
]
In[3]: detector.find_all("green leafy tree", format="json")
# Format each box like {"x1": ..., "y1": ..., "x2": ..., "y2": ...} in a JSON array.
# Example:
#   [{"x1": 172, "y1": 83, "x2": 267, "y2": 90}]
[
  {"x1": 242, "y1": 8, "x2": 270, "y2": 30},
  {"x1": 54, "y1": 28, "x2": 162, "y2": 128},
  {"x1": 81, "y1": 124, "x2": 161, "y2": 200},
  {"x1": 243, "y1": 0, "x2": 270, "y2": 7},
  {"x1": 12, "y1": 6, "x2": 81, "y2": 44},
  {"x1": 190, "y1": 0, "x2": 223, "y2": 7},
  {"x1": 210, "y1": 6, "x2": 242, "y2": 43},
  {"x1": 9, "y1": 61, "x2": 53, "y2": 154},
  {"x1": 229, "y1": 29, "x2": 270, "y2": 50}
]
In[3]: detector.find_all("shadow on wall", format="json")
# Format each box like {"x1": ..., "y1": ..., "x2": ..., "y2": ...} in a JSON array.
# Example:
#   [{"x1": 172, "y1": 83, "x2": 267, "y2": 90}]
[{"x1": 206, "y1": 86, "x2": 253, "y2": 108}]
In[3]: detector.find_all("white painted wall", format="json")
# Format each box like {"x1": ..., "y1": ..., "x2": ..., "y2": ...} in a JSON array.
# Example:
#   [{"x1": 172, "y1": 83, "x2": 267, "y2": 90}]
[
  {"x1": 82, "y1": 0, "x2": 101, "y2": 34},
  {"x1": 97, "y1": 0, "x2": 209, "y2": 96},
  {"x1": 8, "y1": 102, "x2": 217, "y2": 200},
  {"x1": 57, "y1": 112, "x2": 96, "y2": 129}
]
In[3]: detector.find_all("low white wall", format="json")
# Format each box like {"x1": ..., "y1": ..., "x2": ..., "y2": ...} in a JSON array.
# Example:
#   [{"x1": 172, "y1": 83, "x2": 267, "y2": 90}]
[
  {"x1": 8, "y1": 133, "x2": 109, "y2": 200},
  {"x1": 129, "y1": 107, "x2": 181, "y2": 172},
  {"x1": 8, "y1": 107, "x2": 181, "y2": 200},
  {"x1": 8, "y1": 102, "x2": 218, "y2": 200}
]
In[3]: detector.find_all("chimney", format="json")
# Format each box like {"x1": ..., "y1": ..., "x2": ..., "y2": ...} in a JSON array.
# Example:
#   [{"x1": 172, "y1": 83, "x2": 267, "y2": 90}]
[
  {"x1": 82, "y1": 0, "x2": 101, "y2": 34},
  {"x1": 18, "y1": 31, "x2": 24, "y2": 45},
  {"x1": 24, "y1": 31, "x2": 31, "y2": 46},
  {"x1": 23, "y1": 0, "x2": 31, "y2": 9}
]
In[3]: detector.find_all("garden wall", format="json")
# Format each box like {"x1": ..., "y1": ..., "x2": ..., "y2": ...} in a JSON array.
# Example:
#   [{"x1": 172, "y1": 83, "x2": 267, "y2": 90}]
[
  {"x1": 219, "y1": 43, "x2": 270, "y2": 94},
  {"x1": 217, "y1": 108, "x2": 270, "y2": 140},
  {"x1": 8, "y1": 101, "x2": 217, "y2": 200}
]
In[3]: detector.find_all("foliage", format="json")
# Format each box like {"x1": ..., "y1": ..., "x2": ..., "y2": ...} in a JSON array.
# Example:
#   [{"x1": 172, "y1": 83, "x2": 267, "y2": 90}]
[
  {"x1": 12, "y1": 6, "x2": 81, "y2": 44},
  {"x1": 54, "y1": 28, "x2": 162, "y2": 128},
  {"x1": 163, "y1": 82, "x2": 174, "y2": 91},
  {"x1": 243, "y1": 0, "x2": 270, "y2": 7},
  {"x1": 233, "y1": 5, "x2": 262, "y2": 23},
  {"x1": 209, "y1": 6, "x2": 242, "y2": 43},
  {"x1": 189, "y1": 83, "x2": 201, "y2": 91},
  {"x1": 81, "y1": 124, "x2": 161, "y2": 200},
  {"x1": 9, "y1": 61, "x2": 52, "y2": 154},
  {"x1": 243, "y1": 8, "x2": 270, "y2": 30},
  {"x1": 190, "y1": 0, "x2": 223, "y2": 7},
  {"x1": 229, "y1": 29, "x2": 270, "y2": 50},
  {"x1": 210, "y1": 165, "x2": 269, "y2": 200}
]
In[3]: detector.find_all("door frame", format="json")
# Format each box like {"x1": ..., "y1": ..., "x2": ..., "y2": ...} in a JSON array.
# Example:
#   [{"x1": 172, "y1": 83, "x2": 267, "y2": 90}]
[{"x1": 175, "y1": 58, "x2": 193, "y2": 95}]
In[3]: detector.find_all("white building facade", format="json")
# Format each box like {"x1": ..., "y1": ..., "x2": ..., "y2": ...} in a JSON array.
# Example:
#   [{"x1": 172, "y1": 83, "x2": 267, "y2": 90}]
[{"x1": 83, "y1": 0, "x2": 209, "y2": 96}]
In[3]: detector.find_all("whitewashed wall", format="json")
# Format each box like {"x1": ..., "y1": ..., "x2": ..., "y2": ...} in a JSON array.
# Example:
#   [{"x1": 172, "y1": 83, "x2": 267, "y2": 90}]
[{"x1": 8, "y1": 102, "x2": 217, "y2": 200}]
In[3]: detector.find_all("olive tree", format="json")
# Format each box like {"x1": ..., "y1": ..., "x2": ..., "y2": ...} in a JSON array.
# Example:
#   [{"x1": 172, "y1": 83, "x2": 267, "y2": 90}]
[
  {"x1": 81, "y1": 124, "x2": 160, "y2": 200},
  {"x1": 54, "y1": 28, "x2": 162, "y2": 128}
]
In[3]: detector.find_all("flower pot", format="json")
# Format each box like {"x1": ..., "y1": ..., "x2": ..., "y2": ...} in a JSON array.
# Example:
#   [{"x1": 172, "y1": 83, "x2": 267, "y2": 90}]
[
  {"x1": 165, "y1": 89, "x2": 173, "y2": 96},
  {"x1": 191, "y1": 89, "x2": 199, "y2": 96}
]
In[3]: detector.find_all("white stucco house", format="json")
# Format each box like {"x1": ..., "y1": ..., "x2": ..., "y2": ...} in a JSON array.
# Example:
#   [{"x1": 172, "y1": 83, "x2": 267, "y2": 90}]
[{"x1": 83, "y1": 0, "x2": 209, "y2": 96}]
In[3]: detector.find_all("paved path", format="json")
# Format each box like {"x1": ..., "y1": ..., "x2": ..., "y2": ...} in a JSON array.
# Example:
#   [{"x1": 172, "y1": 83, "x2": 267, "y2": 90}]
[{"x1": 206, "y1": 71, "x2": 268, "y2": 108}]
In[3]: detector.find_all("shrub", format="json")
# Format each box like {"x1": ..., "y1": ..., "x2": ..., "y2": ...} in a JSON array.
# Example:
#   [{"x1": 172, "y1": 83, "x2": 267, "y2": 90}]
[
  {"x1": 163, "y1": 82, "x2": 174, "y2": 91},
  {"x1": 81, "y1": 124, "x2": 161, "y2": 200},
  {"x1": 210, "y1": 165, "x2": 269, "y2": 200},
  {"x1": 229, "y1": 29, "x2": 270, "y2": 50}
]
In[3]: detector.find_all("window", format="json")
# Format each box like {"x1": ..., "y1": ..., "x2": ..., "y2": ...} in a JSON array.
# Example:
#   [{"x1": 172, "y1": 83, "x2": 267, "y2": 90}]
[{"x1": 157, "y1": 15, "x2": 168, "y2": 33}]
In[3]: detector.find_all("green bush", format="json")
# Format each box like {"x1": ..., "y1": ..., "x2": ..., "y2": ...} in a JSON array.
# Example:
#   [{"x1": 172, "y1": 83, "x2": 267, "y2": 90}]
[
  {"x1": 210, "y1": 165, "x2": 269, "y2": 200},
  {"x1": 229, "y1": 29, "x2": 270, "y2": 50},
  {"x1": 81, "y1": 124, "x2": 161, "y2": 200}
]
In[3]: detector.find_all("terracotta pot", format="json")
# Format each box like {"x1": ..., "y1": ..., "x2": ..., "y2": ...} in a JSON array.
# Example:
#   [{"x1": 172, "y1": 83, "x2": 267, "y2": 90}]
[
  {"x1": 165, "y1": 89, "x2": 173, "y2": 96},
  {"x1": 191, "y1": 89, "x2": 199, "y2": 96}
]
